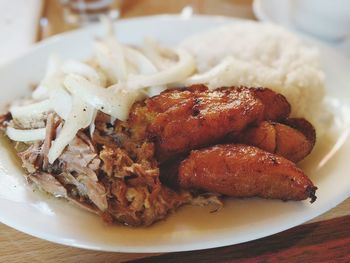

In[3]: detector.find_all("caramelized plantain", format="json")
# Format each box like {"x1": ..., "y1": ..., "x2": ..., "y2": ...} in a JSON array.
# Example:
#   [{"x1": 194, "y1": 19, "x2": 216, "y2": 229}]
[
  {"x1": 237, "y1": 118, "x2": 316, "y2": 162},
  {"x1": 252, "y1": 88, "x2": 291, "y2": 121},
  {"x1": 128, "y1": 85, "x2": 291, "y2": 162},
  {"x1": 129, "y1": 85, "x2": 265, "y2": 161},
  {"x1": 178, "y1": 144, "x2": 317, "y2": 202}
]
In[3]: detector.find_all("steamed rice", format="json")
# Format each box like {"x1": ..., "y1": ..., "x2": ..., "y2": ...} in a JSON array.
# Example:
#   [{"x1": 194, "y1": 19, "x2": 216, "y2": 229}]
[{"x1": 180, "y1": 21, "x2": 326, "y2": 127}]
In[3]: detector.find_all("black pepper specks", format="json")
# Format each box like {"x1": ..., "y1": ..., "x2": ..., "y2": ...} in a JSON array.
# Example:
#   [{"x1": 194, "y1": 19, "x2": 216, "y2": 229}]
[{"x1": 192, "y1": 98, "x2": 201, "y2": 117}]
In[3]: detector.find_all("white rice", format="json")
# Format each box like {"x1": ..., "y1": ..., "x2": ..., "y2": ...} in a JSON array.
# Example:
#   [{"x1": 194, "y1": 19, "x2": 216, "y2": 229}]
[{"x1": 180, "y1": 21, "x2": 326, "y2": 126}]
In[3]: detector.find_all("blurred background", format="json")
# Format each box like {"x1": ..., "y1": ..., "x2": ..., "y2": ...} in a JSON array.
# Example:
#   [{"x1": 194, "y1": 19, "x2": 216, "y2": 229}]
[{"x1": 0, "y1": 0, "x2": 349, "y2": 64}]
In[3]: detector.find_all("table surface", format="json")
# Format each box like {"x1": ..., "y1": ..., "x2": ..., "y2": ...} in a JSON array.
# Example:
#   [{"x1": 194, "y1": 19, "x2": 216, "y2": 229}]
[{"x1": 1, "y1": 0, "x2": 350, "y2": 262}]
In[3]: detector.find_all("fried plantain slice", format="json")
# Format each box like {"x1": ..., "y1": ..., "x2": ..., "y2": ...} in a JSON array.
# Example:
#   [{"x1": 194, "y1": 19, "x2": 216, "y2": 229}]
[
  {"x1": 283, "y1": 118, "x2": 316, "y2": 147},
  {"x1": 237, "y1": 121, "x2": 277, "y2": 154},
  {"x1": 129, "y1": 85, "x2": 265, "y2": 161},
  {"x1": 178, "y1": 144, "x2": 317, "y2": 202},
  {"x1": 237, "y1": 118, "x2": 316, "y2": 163},
  {"x1": 128, "y1": 85, "x2": 291, "y2": 162},
  {"x1": 252, "y1": 88, "x2": 291, "y2": 121}
]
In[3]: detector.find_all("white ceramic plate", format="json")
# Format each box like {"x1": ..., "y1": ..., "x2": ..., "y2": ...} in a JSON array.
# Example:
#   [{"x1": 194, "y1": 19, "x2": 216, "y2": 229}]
[{"x1": 0, "y1": 15, "x2": 350, "y2": 253}]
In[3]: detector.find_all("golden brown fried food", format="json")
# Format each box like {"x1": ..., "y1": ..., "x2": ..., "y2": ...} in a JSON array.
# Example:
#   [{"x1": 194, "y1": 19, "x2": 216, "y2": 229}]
[
  {"x1": 283, "y1": 118, "x2": 316, "y2": 147},
  {"x1": 252, "y1": 88, "x2": 291, "y2": 121},
  {"x1": 237, "y1": 118, "x2": 316, "y2": 162},
  {"x1": 128, "y1": 85, "x2": 291, "y2": 161},
  {"x1": 177, "y1": 144, "x2": 317, "y2": 202}
]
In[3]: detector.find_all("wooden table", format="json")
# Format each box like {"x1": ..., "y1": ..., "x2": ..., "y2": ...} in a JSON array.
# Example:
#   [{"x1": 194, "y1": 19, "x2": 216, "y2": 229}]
[{"x1": 1, "y1": 1, "x2": 350, "y2": 262}]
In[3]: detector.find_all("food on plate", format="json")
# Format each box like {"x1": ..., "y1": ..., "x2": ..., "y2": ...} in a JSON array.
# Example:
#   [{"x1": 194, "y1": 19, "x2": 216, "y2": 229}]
[
  {"x1": 129, "y1": 85, "x2": 291, "y2": 161},
  {"x1": 176, "y1": 144, "x2": 317, "y2": 202},
  {"x1": 234, "y1": 118, "x2": 316, "y2": 163},
  {"x1": 0, "y1": 20, "x2": 324, "y2": 226}
]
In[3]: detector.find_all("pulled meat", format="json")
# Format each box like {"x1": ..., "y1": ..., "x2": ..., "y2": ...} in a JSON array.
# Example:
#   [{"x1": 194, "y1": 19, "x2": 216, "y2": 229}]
[
  {"x1": 12, "y1": 112, "x2": 190, "y2": 226},
  {"x1": 98, "y1": 143, "x2": 190, "y2": 226}
]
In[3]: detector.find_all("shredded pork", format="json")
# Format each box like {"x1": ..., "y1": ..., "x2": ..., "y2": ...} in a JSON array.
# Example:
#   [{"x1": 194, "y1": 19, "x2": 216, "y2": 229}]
[{"x1": 1, "y1": 110, "x2": 194, "y2": 226}]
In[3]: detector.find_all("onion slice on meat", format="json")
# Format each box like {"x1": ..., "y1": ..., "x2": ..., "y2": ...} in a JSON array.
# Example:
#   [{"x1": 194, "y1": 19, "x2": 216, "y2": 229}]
[
  {"x1": 32, "y1": 54, "x2": 62, "y2": 100},
  {"x1": 94, "y1": 37, "x2": 128, "y2": 83},
  {"x1": 181, "y1": 56, "x2": 235, "y2": 87},
  {"x1": 126, "y1": 48, "x2": 196, "y2": 88},
  {"x1": 62, "y1": 59, "x2": 105, "y2": 86},
  {"x1": 48, "y1": 96, "x2": 94, "y2": 164},
  {"x1": 10, "y1": 100, "x2": 51, "y2": 120},
  {"x1": 124, "y1": 47, "x2": 159, "y2": 75},
  {"x1": 64, "y1": 74, "x2": 141, "y2": 121},
  {"x1": 142, "y1": 37, "x2": 177, "y2": 70},
  {"x1": 49, "y1": 86, "x2": 72, "y2": 120},
  {"x1": 124, "y1": 46, "x2": 166, "y2": 96},
  {"x1": 6, "y1": 127, "x2": 46, "y2": 142}
]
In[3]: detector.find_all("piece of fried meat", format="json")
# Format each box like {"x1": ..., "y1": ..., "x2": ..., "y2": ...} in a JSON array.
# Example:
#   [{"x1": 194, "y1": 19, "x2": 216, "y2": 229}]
[{"x1": 128, "y1": 85, "x2": 291, "y2": 161}]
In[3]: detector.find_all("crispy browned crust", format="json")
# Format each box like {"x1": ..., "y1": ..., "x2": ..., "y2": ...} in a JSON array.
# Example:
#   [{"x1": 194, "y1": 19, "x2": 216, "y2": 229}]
[
  {"x1": 236, "y1": 121, "x2": 277, "y2": 153},
  {"x1": 237, "y1": 119, "x2": 315, "y2": 163},
  {"x1": 178, "y1": 144, "x2": 317, "y2": 202},
  {"x1": 128, "y1": 85, "x2": 292, "y2": 162},
  {"x1": 252, "y1": 88, "x2": 291, "y2": 121},
  {"x1": 130, "y1": 85, "x2": 276, "y2": 161},
  {"x1": 283, "y1": 118, "x2": 316, "y2": 147}
]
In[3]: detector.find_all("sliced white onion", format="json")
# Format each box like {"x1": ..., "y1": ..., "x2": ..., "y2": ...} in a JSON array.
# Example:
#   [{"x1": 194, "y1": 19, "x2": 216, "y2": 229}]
[
  {"x1": 94, "y1": 37, "x2": 128, "y2": 83},
  {"x1": 49, "y1": 86, "x2": 72, "y2": 120},
  {"x1": 29, "y1": 54, "x2": 74, "y2": 122},
  {"x1": 124, "y1": 47, "x2": 158, "y2": 75},
  {"x1": 48, "y1": 96, "x2": 94, "y2": 164},
  {"x1": 126, "y1": 48, "x2": 196, "y2": 88},
  {"x1": 147, "y1": 86, "x2": 167, "y2": 97},
  {"x1": 181, "y1": 56, "x2": 235, "y2": 87},
  {"x1": 10, "y1": 100, "x2": 51, "y2": 120},
  {"x1": 124, "y1": 46, "x2": 166, "y2": 96},
  {"x1": 142, "y1": 37, "x2": 177, "y2": 70},
  {"x1": 40, "y1": 72, "x2": 65, "y2": 95},
  {"x1": 142, "y1": 37, "x2": 166, "y2": 70},
  {"x1": 32, "y1": 85, "x2": 49, "y2": 100},
  {"x1": 6, "y1": 127, "x2": 46, "y2": 142},
  {"x1": 64, "y1": 74, "x2": 140, "y2": 121},
  {"x1": 32, "y1": 54, "x2": 62, "y2": 100},
  {"x1": 62, "y1": 59, "x2": 104, "y2": 86}
]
